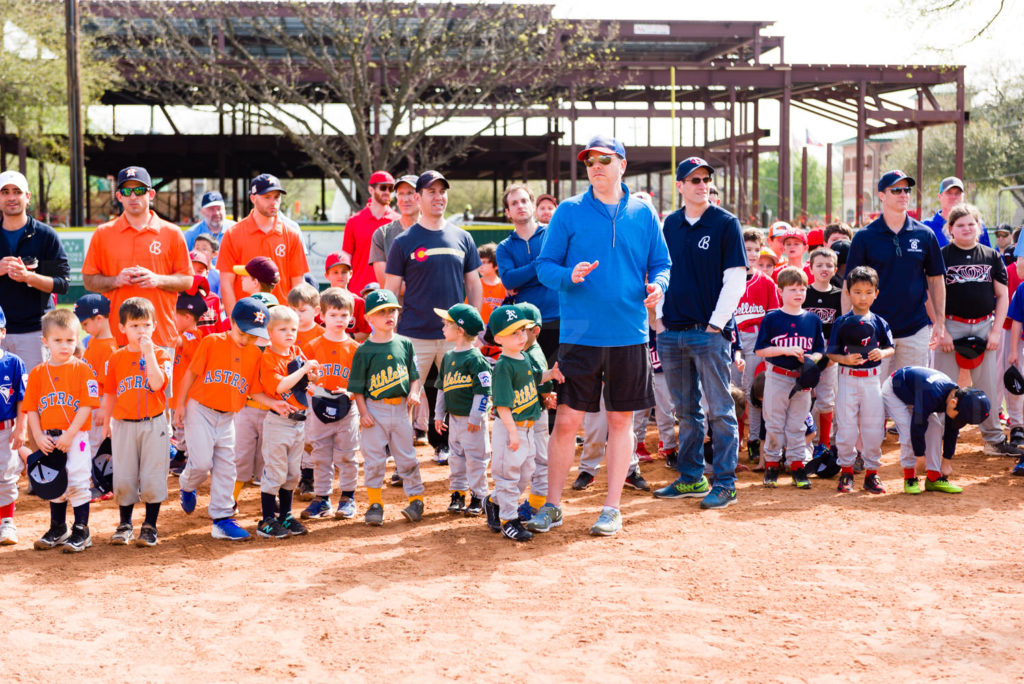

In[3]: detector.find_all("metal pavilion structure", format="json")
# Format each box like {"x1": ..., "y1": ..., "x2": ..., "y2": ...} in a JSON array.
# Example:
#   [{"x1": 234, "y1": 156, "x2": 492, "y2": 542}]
[{"x1": 2, "y1": 6, "x2": 967, "y2": 225}]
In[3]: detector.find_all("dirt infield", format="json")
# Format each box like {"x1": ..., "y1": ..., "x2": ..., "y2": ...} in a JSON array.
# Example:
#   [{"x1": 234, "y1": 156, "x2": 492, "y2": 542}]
[{"x1": 3, "y1": 426, "x2": 1023, "y2": 682}]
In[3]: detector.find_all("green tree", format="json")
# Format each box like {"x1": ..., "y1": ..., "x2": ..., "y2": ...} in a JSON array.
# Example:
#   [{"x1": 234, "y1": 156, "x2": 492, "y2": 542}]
[{"x1": 757, "y1": 150, "x2": 837, "y2": 225}]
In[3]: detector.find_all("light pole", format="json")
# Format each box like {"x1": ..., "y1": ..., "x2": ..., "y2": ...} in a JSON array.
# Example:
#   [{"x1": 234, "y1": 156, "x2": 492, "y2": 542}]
[{"x1": 65, "y1": 0, "x2": 84, "y2": 226}]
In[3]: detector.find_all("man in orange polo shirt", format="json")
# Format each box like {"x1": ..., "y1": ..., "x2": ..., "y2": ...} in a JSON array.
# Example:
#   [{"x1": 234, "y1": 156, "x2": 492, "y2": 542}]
[
  {"x1": 218, "y1": 174, "x2": 309, "y2": 314},
  {"x1": 82, "y1": 166, "x2": 194, "y2": 348},
  {"x1": 343, "y1": 170, "x2": 399, "y2": 295}
]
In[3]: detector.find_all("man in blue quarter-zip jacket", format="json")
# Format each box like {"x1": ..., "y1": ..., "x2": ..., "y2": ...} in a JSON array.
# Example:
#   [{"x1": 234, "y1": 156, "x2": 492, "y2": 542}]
[{"x1": 527, "y1": 135, "x2": 670, "y2": 538}]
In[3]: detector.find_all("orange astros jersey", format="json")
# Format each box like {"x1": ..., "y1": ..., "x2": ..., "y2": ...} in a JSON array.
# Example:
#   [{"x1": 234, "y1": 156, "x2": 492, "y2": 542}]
[
  {"x1": 105, "y1": 347, "x2": 173, "y2": 420},
  {"x1": 22, "y1": 358, "x2": 101, "y2": 431},
  {"x1": 83, "y1": 337, "x2": 117, "y2": 394},
  {"x1": 187, "y1": 332, "x2": 264, "y2": 413},
  {"x1": 260, "y1": 345, "x2": 308, "y2": 411},
  {"x1": 302, "y1": 334, "x2": 358, "y2": 392},
  {"x1": 296, "y1": 324, "x2": 324, "y2": 348},
  {"x1": 174, "y1": 328, "x2": 203, "y2": 399}
]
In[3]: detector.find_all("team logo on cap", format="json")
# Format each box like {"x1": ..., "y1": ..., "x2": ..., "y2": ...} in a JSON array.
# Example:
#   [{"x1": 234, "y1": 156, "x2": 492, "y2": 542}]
[
  {"x1": 506, "y1": 309, "x2": 518, "y2": 321},
  {"x1": 126, "y1": 168, "x2": 137, "y2": 178},
  {"x1": 254, "y1": 310, "x2": 266, "y2": 324},
  {"x1": 275, "y1": 244, "x2": 286, "y2": 258},
  {"x1": 684, "y1": 157, "x2": 704, "y2": 164},
  {"x1": 893, "y1": 170, "x2": 906, "y2": 177},
  {"x1": 149, "y1": 241, "x2": 162, "y2": 255}
]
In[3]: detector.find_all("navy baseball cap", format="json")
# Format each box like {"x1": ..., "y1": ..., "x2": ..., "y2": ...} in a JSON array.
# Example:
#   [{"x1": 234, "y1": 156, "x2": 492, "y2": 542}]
[
  {"x1": 201, "y1": 191, "x2": 225, "y2": 208},
  {"x1": 27, "y1": 448, "x2": 68, "y2": 500},
  {"x1": 950, "y1": 388, "x2": 990, "y2": 429},
  {"x1": 395, "y1": 174, "x2": 419, "y2": 190},
  {"x1": 577, "y1": 135, "x2": 626, "y2": 161},
  {"x1": 416, "y1": 170, "x2": 450, "y2": 192},
  {"x1": 676, "y1": 156, "x2": 714, "y2": 180},
  {"x1": 877, "y1": 170, "x2": 916, "y2": 192},
  {"x1": 74, "y1": 294, "x2": 110, "y2": 322},
  {"x1": 117, "y1": 166, "x2": 152, "y2": 188},
  {"x1": 939, "y1": 176, "x2": 965, "y2": 194},
  {"x1": 176, "y1": 292, "x2": 209, "y2": 318},
  {"x1": 231, "y1": 298, "x2": 270, "y2": 340},
  {"x1": 250, "y1": 173, "x2": 287, "y2": 196}
]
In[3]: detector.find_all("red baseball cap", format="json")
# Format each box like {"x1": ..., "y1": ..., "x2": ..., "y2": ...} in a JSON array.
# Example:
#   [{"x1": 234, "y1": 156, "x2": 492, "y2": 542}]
[
  {"x1": 368, "y1": 171, "x2": 395, "y2": 186},
  {"x1": 189, "y1": 250, "x2": 210, "y2": 268},
  {"x1": 324, "y1": 251, "x2": 352, "y2": 274},
  {"x1": 780, "y1": 227, "x2": 807, "y2": 245},
  {"x1": 807, "y1": 228, "x2": 825, "y2": 248}
]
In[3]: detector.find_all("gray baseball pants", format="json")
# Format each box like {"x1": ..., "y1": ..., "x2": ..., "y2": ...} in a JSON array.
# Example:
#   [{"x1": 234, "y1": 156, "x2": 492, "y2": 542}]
[
  {"x1": 932, "y1": 317, "x2": 1004, "y2": 444},
  {"x1": 260, "y1": 411, "x2": 305, "y2": 496},
  {"x1": 762, "y1": 366, "x2": 812, "y2": 466},
  {"x1": 179, "y1": 399, "x2": 237, "y2": 519},
  {"x1": 233, "y1": 405, "x2": 265, "y2": 483},
  {"x1": 447, "y1": 414, "x2": 490, "y2": 498},
  {"x1": 882, "y1": 376, "x2": 943, "y2": 473},
  {"x1": 306, "y1": 407, "x2": 361, "y2": 497},
  {"x1": 490, "y1": 419, "x2": 535, "y2": 522},
  {"x1": 361, "y1": 399, "x2": 424, "y2": 497},
  {"x1": 110, "y1": 415, "x2": 170, "y2": 506},
  {"x1": 834, "y1": 367, "x2": 885, "y2": 470}
]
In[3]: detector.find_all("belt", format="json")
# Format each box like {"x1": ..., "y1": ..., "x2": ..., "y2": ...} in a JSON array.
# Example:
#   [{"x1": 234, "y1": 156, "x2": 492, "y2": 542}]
[
  {"x1": 202, "y1": 403, "x2": 231, "y2": 415},
  {"x1": 0, "y1": 418, "x2": 14, "y2": 430},
  {"x1": 45, "y1": 429, "x2": 63, "y2": 437},
  {"x1": 840, "y1": 366, "x2": 879, "y2": 377},
  {"x1": 119, "y1": 414, "x2": 164, "y2": 423},
  {"x1": 371, "y1": 396, "x2": 405, "y2": 405},
  {"x1": 286, "y1": 411, "x2": 306, "y2": 422},
  {"x1": 770, "y1": 365, "x2": 801, "y2": 378},
  {"x1": 946, "y1": 314, "x2": 993, "y2": 325},
  {"x1": 246, "y1": 398, "x2": 269, "y2": 410},
  {"x1": 667, "y1": 322, "x2": 704, "y2": 332},
  {"x1": 515, "y1": 419, "x2": 535, "y2": 428}
]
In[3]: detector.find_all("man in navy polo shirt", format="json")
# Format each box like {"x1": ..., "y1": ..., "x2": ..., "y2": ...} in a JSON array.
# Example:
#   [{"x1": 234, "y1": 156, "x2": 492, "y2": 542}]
[
  {"x1": 651, "y1": 157, "x2": 747, "y2": 510},
  {"x1": 921, "y1": 176, "x2": 992, "y2": 248},
  {"x1": 844, "y1": 170, "x2": 947, "y2": 376},
  {"x1": 529, "y1": 135, "x2": 670, "y2": 537}
]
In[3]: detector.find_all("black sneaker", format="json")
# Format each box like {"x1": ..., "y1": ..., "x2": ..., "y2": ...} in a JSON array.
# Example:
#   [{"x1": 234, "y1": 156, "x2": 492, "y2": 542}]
[
  {"x1": 414, "y1": 429, "x2": 428, "y2": 446},
  {"x1": 501, "y1": 519, "x2": 533, "y2": 542},
  {"x1": 280, "y1": 515, "x2": 308, "y2": 536},
  {"x1": 169, "y1": 453, "x2": 187, "y2": 476},
  {"x1": 464, "y1": 495, "x2": 483, "y2": 517},
  {"x1": 665, "y1": 450, "x2": 677, "y2": 469},
  {"x1": 389, "y1": 471, "x2": 403, "y2": 487},
  {"x1": 837, "y1": 472, "x2": 854, "y2": 493},
  {"x1": 791, "y1": 467, "x2": 811, "y2": 489},
  {"x1": 257, "y1": 517, "x2": 290, "y2": 539},
  {"x1": 624, "y1": 470, "x2": 651, "y2": 491},
  {"x1": 136, "y1": 524, "x2": 158, "y2": 547},
  {"x1": 295, "y1": 476, "x2": 315, "y2": 501},
  {"x1": 572, "y1": 471, "x2": 594, "y2": 490},
  {"x1": 34, "y1": 524, "x2": 70, "y2": 550},
  {"x1": 447, "y1": 491, "x2": 466, "y2": 514},
  {"x1": 763, "y1": 466, "x2": 780, "y2": 488},
  {"x1": 62, "y1": 524, "x2": 92, "y2": 553},
  {"x1": 863, "y1": 473, "x2": 886, "y2": 494},
  {"x1": 401, "y1": 499, "x2": 424, "y2": 523},
  {"x1": 484, "y1": 496, "x2": 501, "y2": 532},
  {"x1": 1011, "y1": 426, "x2": 1024, "y2": 447},
  {"x1": 747, "y1": 440, "x2": 761, "y2": 464}
]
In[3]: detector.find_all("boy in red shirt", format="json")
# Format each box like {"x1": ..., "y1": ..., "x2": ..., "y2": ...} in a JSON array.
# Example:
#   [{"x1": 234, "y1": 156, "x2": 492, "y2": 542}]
[{"x1": 324, "y1": 252, "x2": 371, "y2": 342}]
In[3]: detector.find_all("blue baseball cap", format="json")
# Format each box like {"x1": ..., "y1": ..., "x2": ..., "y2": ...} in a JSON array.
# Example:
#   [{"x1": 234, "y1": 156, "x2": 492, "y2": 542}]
[
  {"x1": 250, "y1": 173, "x2": 287, "y2": 196},
  {"x1": 577, "y1": 135, "x2": 626, "y2": 161},
  {"x1": 415, "y1": 170, "x2": 450, "y2": 193},
  {"x1": 676, "y1": 156, "x2": 714, "y2": 181},
  {"x1": 116, "y1": 166, "x2": 152, "y2": 188},
  {"x1": 877, "y1": 170, "x2": 916, "y2": 193},
  {"x1": 74, "y1": 294, "x2": 110, "y2": 322},
  {"x1": 231, "y1": 298, "x2": 270, "y2": 340},
  {"x1": 201, "y1": 191, "x2": 225, "y2": 208}
]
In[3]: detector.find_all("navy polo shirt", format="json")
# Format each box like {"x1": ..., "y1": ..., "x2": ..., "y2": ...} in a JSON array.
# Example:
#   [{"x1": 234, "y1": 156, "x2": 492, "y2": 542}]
[
  {"x1": 661, "y1": 204, "x2": 747, "y2": 329},
  {"x1": 845, "y1": 215, "x2": 945, "y2": 339}
]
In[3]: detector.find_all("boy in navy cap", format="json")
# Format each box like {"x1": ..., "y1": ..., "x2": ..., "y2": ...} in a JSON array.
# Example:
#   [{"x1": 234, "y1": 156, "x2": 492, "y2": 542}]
[
  {"x1": 76, "y1": 293, "x2": 116, "y2": 499},
  {"x1": 882, "y1": 366, "x2": 990, "y2": 494},
  {"x1": 0, "y1": 305, "x2": 28, "y2": 545}
]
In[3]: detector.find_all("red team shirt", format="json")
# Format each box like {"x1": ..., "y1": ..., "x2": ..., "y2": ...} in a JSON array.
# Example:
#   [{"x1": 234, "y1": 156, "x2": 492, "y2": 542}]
[{"x1": 735, "y1": 270, "x2": 781, "y2": 333}]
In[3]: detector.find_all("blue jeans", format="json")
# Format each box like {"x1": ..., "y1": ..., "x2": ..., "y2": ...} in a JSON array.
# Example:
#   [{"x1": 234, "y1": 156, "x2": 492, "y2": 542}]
[{"x1": 657, "y1": 329, "x2": 739, "y2": 490}]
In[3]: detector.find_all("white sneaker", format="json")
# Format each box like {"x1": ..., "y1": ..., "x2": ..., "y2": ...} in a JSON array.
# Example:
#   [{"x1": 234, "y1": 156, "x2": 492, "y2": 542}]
[{"x1": 0, "y1": 517, "x2": 18, "y2": 545}]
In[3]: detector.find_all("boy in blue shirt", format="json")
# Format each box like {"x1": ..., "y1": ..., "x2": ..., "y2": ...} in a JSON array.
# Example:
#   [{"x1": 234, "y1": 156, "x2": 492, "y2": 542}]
[{"x1": 0, "y1": 306, "x2": 28, "y2": 545}]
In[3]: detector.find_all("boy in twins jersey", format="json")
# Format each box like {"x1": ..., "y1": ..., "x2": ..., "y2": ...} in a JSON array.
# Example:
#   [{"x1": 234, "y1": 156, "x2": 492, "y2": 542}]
[
  {"x1": 802, "y1": 248, "x2": 843, "y2": 455},
  {"x1": 754, "y1": 267, "x2": 825, "y2": 489},
  {"x1": 736, "y1": 228, "x2": 781, "y2": 464}
]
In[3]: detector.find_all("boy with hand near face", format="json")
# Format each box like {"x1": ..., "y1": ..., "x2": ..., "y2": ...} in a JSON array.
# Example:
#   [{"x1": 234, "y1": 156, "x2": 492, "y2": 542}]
[{"x1": 324, "y1": 252, "x2": 371, "y2": 342}]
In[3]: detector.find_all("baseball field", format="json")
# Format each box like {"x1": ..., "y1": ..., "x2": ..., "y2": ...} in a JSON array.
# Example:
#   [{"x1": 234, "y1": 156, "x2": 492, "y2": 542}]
[{"x1": 2, "y1": 426, "x2": 1022, "y2": 682}]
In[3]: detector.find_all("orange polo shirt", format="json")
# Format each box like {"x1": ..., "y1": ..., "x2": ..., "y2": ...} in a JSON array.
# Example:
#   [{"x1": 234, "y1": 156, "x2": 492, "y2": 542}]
[
  {"x1": 22, "y1": 358, "x2": 101, "y2": 431},
  {"x1": 186, "y1": 332, "x2": 264, "y2": 413},
  {"x1": 302, "y1": 334, "x2": 358, "y2": 392},
  {"x1": 104, "y1": 347, "x2": 173, "y2": 420},
  {"x1": 218, "y1": 212, "x2": 309, "y2": 306},
  {"x1": 260, "y1": 345, "x2": 308, "y2": 411},
  {"x1": 81, "y1": 211, "x2": 193, "y2": 348}
]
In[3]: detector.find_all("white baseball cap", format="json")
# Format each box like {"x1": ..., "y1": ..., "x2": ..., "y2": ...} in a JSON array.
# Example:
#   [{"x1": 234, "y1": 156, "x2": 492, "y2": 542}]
[{"x1": 0, "y1": 170, "x2": 29, "y2": 194}]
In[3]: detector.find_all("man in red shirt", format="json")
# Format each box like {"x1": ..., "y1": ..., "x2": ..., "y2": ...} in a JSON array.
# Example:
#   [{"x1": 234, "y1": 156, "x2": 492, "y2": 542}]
[
  {"x1": 82, "y1": 166, "x2": 193, "y2": 348},
  {"x1": 218, "y1": 174, "x2": 309, "y2": 314},
  {"x1": 342, "y1": 170, "x2": 399, "y2": 294}
]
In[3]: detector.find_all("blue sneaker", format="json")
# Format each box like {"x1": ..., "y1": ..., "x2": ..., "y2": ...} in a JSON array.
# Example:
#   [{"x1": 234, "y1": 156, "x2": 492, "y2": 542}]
[
  {"x1": 517, "y1": 499, "x2": 537, "y2": 521},
  {"x1": 211, "y1": 518, "x2": 250, "y2": 541},
  {"x1": 334, "y1": 496, "x2": 357, "y2": 520},
  {"x1": 1013, "y1": 456, "x2": 1024, "y2": 476},
  {"x1": 653, "y1": 476, "x2": 710, "y2": 499},
  {"x1": 700, "y1": 486, "x2": 737, "y2": 509},
  {"x1": 524, "y1": 503, "x2": 562, "y2": 533},
  {"x1": 813, "y1": 443, "x2": 831, "y2": 460},
  {"x1": 179, "y1": 489, "x2": 197, "y2": 515},
  {"x1": 301, "y1": 497, "x2": 333, "y2": 520}
]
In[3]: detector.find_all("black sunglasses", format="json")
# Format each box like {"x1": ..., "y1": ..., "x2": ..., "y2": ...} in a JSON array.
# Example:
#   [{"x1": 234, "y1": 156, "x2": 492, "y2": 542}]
[{"x1": 584, "y1": 155, "x2": 614, "y2": 167}]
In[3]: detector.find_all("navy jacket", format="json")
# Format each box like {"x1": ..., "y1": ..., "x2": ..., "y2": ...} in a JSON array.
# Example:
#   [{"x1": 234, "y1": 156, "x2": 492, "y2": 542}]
[{"x1": 0, "y1": 216, "x2": 70, "y2": 333}]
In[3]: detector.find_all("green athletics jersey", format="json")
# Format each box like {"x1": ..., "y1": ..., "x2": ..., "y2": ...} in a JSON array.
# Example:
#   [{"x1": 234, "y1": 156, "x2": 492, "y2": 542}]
[
  {"x1": 492, "y1": 353, "x2": 541, "y2": 422},
  {"x1": 348, "y1": 336, "x2": 420, "y2": 400},
  {"x1": 524, "y1": 342, "x2": 552, "y2": 394},
  {"x1": 434, "y1": 347, "x2": 492, "y2": 416}
]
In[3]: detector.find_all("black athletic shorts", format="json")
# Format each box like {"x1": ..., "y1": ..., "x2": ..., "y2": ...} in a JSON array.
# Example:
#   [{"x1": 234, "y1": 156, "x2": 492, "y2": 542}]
[{"x1": 557, "y1": 342, "x2": 654, "y2": 413}]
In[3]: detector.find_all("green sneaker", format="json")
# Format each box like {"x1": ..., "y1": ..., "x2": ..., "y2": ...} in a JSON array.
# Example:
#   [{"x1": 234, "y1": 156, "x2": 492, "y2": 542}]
[
  {"x1": 652, "y1": 475, "x2": 710, "y2": 499},
  {"x1": 589, "y1": 506, "x2": 622, "y2": 537},
  {"x1": 524, "y1": 503, "x2": 563, "y2": 533},
  {"x1": 904, "y1": 477, "x2": 922, "y2": 495},
  {"x1": 924, "y1": 476, "x2": 963, "y2": 494}
]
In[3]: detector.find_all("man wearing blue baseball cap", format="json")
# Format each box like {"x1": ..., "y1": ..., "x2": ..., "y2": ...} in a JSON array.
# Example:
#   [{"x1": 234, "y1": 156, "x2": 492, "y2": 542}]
[
  {"x1": 530, "y1": 135, "x2": 671, "y2": 537},
  {"x1": 653, "y1": 156, "x2": 747, "y2": 510},
  {"x1": 845, "y1": 170, "x2": 947, "y2": 376},
  {"x1": 0, "y1": 169, "x2": 71, "y2": 369},
  {"x1": 184, "y1": 191, "x2": 237, "y2": 250}
]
